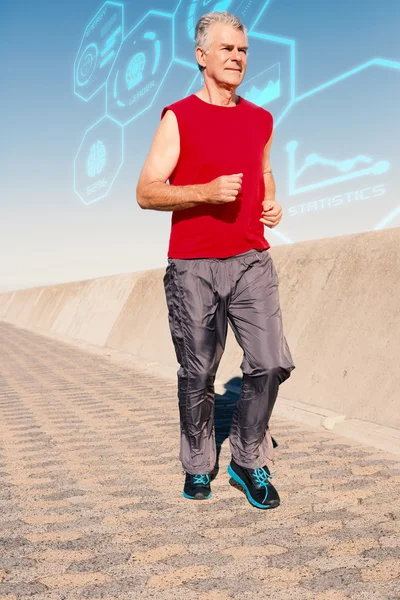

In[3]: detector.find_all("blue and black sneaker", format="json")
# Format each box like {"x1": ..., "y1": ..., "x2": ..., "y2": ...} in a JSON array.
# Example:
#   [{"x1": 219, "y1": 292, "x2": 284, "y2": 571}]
[
  {"x1": 183, "y1": 473, "x2": 212, "y2": 500},
  {"x1": 227, "y1": 458, "x2": 280, "y2": 509}
]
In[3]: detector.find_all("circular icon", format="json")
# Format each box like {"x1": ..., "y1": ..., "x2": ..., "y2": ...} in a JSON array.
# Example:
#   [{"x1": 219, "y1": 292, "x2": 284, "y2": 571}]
[
  {"x1": 112, "y1": 32, "x2": 161, "y2": 108},
  {"x1": 77, "y1": 44, "x2": 98, "y2": 87},
  {"x1": 371, "y1": 160, "x2": 390, "y2": 175},
  {"x1": 87, "y1": 140, "x2": 106, "y2": 177}
]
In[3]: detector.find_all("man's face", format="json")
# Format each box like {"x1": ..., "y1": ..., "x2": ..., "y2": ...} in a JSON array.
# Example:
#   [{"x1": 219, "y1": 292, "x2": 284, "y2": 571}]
[{"x1": 198, "y1": 23, "x2": 248, "y2": 87}]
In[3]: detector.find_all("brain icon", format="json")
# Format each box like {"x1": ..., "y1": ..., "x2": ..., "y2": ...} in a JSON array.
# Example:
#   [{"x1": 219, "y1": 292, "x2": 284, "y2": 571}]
[
  {"x1": 87, "y1": 141, "x2": 106, "y2": 177},
  {"x1": 126, "y1": 52, "x2": 146, "y2": 90}
]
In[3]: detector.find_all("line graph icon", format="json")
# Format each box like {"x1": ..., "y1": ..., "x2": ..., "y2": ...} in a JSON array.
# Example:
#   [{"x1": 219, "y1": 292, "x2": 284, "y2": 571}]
[
  {"x1": 241, "y1": 62, "x2": 280, "y2": 106},
  {"x1": 286, "y1": 140, "x2": 390, "y2": 196}
]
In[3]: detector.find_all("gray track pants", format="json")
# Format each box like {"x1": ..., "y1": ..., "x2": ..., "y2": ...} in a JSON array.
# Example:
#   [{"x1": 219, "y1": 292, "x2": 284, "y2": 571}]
[{"x1": 163, "y1": 249, "x2": 295, "y2": 474}]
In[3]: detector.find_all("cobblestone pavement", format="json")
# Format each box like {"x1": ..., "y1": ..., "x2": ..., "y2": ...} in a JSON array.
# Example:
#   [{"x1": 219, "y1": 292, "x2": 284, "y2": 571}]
[{"x1": 0, "y1": 321, "x2": 399, "y2": 600}]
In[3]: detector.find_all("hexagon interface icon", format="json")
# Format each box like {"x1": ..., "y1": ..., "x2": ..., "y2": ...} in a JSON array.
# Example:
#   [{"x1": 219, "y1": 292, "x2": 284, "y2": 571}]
[
  {"x1": 107, "y1": 12, "x2": 173, "y2": 126},
  {"x1": 74, "y1": 2, "x2": 124, "y2": 102},
  {"x1": 74, "y1": 117, "x2": 123, "y2": 205},
  {"x1": 173, "y1": 0, "x2": 262, "y2": 66}
]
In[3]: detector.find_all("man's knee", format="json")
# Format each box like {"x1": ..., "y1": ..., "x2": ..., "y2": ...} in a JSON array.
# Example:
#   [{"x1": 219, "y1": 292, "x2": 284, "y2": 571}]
[
  {"x1": 243, "y1": 363, "x2": 293, "y2": 384},
  {"x1": 179, "y1": 362, "x2": 216, "y2": 390}
]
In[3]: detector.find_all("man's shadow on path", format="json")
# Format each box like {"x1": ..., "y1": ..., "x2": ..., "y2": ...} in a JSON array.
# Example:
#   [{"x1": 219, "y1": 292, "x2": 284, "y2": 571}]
[{"x1": 211, "y1": 376, "x2": 278, "y2": 481}]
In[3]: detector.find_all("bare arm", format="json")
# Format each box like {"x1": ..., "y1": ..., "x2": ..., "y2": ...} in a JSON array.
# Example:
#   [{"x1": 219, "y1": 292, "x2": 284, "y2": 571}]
[
  {"x1": 263, "y1": 130, "x2": 276, "y2": 202},
  {"x1": 136, "y1": 110, "x2": 243, "y2": 211},
  {"x1": 260, "y1": 130, "x2": 283, "y2": 228},
  {"x1": 136, "y1": 110, "x2": 206, "y2": 211}
]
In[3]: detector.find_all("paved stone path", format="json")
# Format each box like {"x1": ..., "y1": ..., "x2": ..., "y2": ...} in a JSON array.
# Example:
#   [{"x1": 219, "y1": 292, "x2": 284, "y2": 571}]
[{"x1": 0, "y1": 321, "x2": 399, "y2": 600}]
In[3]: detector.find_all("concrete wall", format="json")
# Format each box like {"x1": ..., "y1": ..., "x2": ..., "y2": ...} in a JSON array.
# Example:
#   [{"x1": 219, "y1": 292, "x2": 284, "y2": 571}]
[
  {"x1": 0, "y1": 274, "x2": 141, "y2": 348},
  {"x1": 1, "y1": 228, "x2": 399, "y2": 429}
]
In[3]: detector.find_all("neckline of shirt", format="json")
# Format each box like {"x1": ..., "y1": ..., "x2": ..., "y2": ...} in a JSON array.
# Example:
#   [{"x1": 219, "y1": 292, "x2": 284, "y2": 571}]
[{"x1": 191, "y1": 93, "x2": 244, "y2": 109}]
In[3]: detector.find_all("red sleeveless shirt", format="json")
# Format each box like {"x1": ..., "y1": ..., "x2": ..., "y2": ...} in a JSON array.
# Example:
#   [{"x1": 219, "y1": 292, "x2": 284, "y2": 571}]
[{"x1": 161, "y1": 94, "x2": 273, "y2": 259}]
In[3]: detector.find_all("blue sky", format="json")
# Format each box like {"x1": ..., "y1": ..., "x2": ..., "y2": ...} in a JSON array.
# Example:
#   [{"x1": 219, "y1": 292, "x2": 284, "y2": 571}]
[{"x1": 2, "y1": 0, "x2": 399, "y2": 290}]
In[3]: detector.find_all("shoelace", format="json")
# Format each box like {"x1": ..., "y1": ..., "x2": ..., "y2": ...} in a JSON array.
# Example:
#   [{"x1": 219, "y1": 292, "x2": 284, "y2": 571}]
[
  {"x1": 193, "y1": 474, "x2": 210, "y2": 485},
  {"x1": 252, "y1": 467, "x2": 273, "y2": 502}
]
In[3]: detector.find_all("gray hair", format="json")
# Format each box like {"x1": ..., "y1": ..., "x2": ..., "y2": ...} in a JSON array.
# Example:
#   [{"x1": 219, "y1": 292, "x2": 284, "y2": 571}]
[{"x1": 195, "y1": 11, "x2": 248, "y2": 72}]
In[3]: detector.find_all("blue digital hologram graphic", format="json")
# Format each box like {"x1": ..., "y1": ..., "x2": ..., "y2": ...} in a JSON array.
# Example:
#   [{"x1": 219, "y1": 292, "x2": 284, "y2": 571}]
[
  {"x1": 77, "y1": 44, "x2": 99, "y2": 87},
  {"x1": 74, "y1": 117, "x2": 123, "y2": 205},
  {"x1": 72, "y1": 0, "x2": 399, "y2": 238},
  {"x1": 241, "y1": 30, "x2": 295, "y2": 125},
  {"x1": 241, "y1": 63, "x2": 280, "y2": 106},
  {"x1": 286, "y1": 141, "x2": 391, "y2": 196},
  {"x1": 106, "y1": 11, "x2": 173, "y2": 126},
  {"x1": 74, "y1": 2, "x2": 124, "y2": 102}
]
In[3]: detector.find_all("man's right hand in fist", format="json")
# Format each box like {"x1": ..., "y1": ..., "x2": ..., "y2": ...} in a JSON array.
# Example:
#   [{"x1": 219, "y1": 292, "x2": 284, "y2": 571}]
[{"x1": 203, "y1": 174, "x2": 243, "y2": 204}]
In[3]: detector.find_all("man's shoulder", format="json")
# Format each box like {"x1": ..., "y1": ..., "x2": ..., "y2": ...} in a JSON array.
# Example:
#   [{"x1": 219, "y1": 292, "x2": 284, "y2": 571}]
[
  {"x1": 240, "y1": 97, "x2": 273, "y2": 122},
  {"x1": 161, "y1": 95, "x2": 194, "y2": 120}
]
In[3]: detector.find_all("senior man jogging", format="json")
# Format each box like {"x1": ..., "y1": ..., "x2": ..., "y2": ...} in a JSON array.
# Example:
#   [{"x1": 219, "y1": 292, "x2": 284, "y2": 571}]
[{"x1": 136, "y1": 11, "x2": 295, "y2": 509}]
